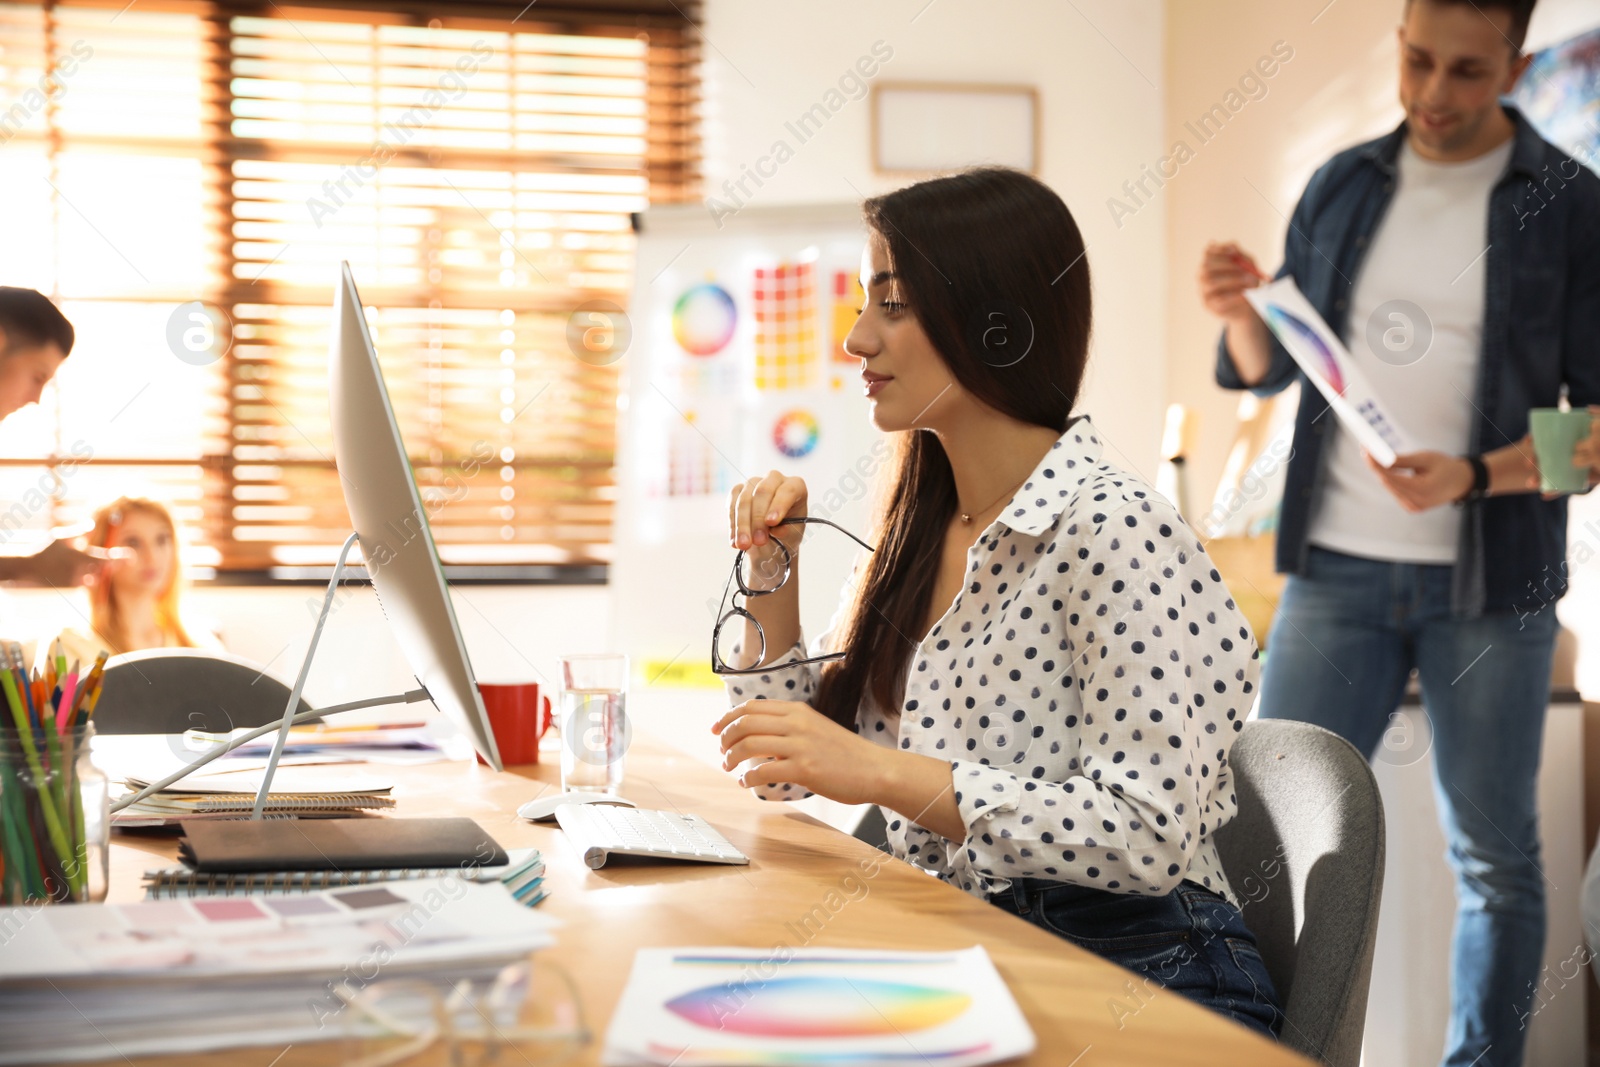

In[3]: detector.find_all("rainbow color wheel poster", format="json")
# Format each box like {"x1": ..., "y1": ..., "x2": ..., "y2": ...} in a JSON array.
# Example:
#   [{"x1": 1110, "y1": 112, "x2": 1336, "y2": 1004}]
[
  {"x1": 667, "y1": 976, "x2": 969, "y2": 1036},
  {"x1": 600, "y1": 946, "x2": 1035, "y2": 1067}
]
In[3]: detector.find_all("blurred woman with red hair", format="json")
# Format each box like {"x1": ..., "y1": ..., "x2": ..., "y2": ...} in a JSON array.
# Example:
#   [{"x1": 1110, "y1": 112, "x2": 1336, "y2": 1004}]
[{"x1": 57, "y1": 497, "x2": 220, "y2": 664}]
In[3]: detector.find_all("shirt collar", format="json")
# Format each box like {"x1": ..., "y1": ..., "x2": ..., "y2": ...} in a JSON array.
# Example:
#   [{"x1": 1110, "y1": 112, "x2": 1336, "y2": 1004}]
[
  {"x1": 1360, "y1": 103, "x2": 1545, "y2": 180},
  {"x1": 996, "y1": 415, "x2": 1105, "y2": 537}
]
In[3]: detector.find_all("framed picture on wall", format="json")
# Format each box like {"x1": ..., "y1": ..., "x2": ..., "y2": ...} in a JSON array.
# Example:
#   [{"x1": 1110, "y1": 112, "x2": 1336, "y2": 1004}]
[{"x1": 870, "y1": 82, "x2": 1040, "y2": 175}]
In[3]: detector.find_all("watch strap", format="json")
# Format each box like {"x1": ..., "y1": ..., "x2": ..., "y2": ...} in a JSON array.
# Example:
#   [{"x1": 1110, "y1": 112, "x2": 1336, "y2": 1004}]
[{"x1": 1459, "y1": 454, "x2": 1490, "y2": 504}]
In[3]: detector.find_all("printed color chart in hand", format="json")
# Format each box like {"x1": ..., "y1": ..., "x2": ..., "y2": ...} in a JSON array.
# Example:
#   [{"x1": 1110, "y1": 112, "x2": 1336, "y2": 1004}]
[{"x1": 752, "y1": 261, "x2": 818, "y2": 391}]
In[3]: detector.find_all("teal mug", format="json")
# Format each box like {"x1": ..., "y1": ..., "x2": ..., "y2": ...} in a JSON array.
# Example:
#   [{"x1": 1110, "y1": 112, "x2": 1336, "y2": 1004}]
[{"x1": 1529, "y1": 408, "x2": 1594, "y2": 494}]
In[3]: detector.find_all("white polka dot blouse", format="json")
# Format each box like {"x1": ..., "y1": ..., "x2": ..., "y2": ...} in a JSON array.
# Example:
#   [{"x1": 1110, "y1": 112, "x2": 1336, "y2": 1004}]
[{"x1": 726, "y1": 417, "x2": 1259, "y2": 907}]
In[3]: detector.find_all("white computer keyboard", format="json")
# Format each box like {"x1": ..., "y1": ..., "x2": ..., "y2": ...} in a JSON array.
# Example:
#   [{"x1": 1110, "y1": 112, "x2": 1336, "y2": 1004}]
[{"x1": 554, "y1": 804, "x2": 749, "y2": 870}]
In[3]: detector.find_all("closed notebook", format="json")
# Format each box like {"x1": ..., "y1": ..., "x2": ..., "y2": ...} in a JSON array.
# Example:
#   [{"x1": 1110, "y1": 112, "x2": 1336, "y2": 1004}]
[{"x1": 178, "y1": 816, "x2": 508, "y2": 873}]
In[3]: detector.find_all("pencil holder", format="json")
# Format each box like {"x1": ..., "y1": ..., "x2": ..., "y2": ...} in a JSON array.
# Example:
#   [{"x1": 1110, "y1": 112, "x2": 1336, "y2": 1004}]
[{"x1": 0, "y1": 723, "x2": 108, "y2": 904}]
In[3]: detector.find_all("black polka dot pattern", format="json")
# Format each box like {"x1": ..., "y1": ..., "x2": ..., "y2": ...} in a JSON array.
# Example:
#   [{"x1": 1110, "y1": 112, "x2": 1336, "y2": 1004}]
[{"x1": 722, "y1": 418, "x2": 1257, "y2": 908}]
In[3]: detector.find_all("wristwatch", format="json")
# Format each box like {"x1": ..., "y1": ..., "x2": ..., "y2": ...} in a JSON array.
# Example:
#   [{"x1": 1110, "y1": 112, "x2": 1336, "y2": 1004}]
[{"x1": 1455, "y1": 454, "x2": 1490, "y2": 505}]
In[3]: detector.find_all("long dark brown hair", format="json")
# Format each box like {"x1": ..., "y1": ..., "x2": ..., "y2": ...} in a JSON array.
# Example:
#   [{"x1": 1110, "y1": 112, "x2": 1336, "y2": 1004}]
[{"x1": 812, "y1": 167, "x2": 1093, "y2": 728}]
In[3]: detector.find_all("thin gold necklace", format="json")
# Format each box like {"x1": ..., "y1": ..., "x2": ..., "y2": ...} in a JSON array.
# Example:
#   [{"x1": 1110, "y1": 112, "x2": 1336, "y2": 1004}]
[{"x1": 958, "y1": 472, "x2": 1030, "y2": 525}]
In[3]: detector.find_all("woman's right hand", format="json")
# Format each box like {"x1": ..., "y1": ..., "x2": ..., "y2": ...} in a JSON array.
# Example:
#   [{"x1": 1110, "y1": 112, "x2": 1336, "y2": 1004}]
[{"x1": 728, "y1": 472, "x2": 808, "y2": 576}]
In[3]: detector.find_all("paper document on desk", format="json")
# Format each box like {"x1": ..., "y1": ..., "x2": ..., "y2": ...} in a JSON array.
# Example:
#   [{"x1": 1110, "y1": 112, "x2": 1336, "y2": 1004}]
[
  {"x1": 1245, "y1": 277, "x2": 1414, "y2": 467},
  {"x1": 602, "y1": 946, "x2": 1034, "y2": 1067}
]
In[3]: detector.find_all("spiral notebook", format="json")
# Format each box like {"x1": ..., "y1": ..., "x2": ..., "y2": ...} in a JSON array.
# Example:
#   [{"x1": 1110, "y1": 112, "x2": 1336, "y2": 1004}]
[
  {"x1": 124, "y1": 792, "x2": 395, "y2": 813},
  {"x1": 142, "y1": 847, "x2": 546, "y2": 901},
  {"x1": 114, "y1": 768, "x2": 396, "y2": 826}
]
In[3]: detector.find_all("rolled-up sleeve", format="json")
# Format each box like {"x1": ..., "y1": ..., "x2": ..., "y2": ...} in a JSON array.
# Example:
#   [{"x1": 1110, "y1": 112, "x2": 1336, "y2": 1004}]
[{"x1": 942, "y1": 495, "x2": 1259, "y2": 896}]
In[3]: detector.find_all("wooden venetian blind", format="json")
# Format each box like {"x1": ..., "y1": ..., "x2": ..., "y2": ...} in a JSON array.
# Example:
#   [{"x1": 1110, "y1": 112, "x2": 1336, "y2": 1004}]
[{"x1": 0, "y1": 0, "x2": 698, "y2": 576}]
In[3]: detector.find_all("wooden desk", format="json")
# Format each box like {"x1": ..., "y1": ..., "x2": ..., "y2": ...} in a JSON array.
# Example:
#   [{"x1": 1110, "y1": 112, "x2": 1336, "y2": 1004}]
[{"x1": 99, "y1": 734, "x2": 1311, "y2": 1066}]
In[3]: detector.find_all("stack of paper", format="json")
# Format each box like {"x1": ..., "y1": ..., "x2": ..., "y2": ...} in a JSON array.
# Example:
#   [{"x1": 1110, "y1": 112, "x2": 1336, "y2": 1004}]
[
  {"x1": 0, "y1": 879, "x2": 559, "y2": 1064},
  {"x1": 602, "y1": 946, "x2": 1035, "y2": 1066}
]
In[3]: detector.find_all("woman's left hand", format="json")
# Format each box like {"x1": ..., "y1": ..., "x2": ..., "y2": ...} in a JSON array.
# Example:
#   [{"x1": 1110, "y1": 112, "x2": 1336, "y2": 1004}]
[{"x1": 713, "y1": 699, "x2": 886, "y2": 806}]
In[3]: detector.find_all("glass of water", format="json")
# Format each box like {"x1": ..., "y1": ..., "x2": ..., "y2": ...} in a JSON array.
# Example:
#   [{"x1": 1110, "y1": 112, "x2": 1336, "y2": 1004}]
[{"x1": 558, "y1": 653, "x2": 630, "y2": 795}]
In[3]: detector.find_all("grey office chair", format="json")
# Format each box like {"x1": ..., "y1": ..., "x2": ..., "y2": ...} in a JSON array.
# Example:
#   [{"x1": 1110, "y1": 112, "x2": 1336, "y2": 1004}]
[
  {"x1": 94, "y1": 648, "x2": 314, "y2": 735},
  {"x1": 1214, "y1": 718, "x2": 1386, "y2": 1067}
]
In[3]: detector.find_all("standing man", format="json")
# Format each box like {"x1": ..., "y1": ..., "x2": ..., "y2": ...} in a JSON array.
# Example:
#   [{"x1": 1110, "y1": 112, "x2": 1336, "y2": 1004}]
[
  {"x1": 1200, "y1": 1, "x2": 1599, "y2": 1064},
  {"x1": 0, "y1": 286, "x2": 101, "y2": 587}
]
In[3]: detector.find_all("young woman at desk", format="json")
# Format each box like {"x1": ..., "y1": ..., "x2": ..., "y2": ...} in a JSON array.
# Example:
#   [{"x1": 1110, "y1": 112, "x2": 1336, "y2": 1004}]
[
  {"x1": 57, "y1": 496, "x2": 221, "y2": 664},
  {"x1": 712, "y1": 167, "x2": 1282, "y2": 1037}
]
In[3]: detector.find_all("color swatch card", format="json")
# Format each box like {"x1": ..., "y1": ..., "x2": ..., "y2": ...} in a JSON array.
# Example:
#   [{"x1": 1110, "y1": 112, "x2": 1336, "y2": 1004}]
[
  {"x1": 1245, "y1": 277, "x2": 1414, "y2": 466},
  {"x1": 601, "y1": 946, "x2": 1035, "y2": 1067},
  {"x1": 752, "y1": 260, "x2": 818, "y2": 391}
]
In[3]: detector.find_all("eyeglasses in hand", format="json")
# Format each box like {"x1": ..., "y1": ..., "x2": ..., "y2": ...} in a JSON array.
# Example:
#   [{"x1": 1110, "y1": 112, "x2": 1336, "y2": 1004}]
[{"x1": 710, "y1": 517, "x2": 875, "y2": 676}]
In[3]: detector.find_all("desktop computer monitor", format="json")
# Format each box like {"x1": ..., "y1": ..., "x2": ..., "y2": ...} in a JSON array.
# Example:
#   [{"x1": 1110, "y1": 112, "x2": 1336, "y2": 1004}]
[{"x1": 328, "y1": 262, "x2": 503, "y2": 771}]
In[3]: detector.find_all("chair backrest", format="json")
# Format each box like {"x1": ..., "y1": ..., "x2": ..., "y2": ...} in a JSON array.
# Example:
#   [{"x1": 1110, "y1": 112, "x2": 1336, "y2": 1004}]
[
  {"x1": 1213, "y1": 718, "x2": 1385, "y2": 1067},
  {"x1": 94, "y1": 648, "x2": 313, "y2": 734}
]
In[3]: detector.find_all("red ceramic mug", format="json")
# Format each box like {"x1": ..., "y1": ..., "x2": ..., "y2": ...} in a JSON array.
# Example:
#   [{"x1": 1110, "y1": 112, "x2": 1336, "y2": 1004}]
[{"x1": 476, "y1": 681, "x2": 554, "y2": 766}]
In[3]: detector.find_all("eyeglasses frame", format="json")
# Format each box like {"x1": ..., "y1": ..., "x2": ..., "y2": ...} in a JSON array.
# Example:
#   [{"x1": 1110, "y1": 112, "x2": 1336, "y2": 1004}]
[{"x1": 710, "y1": 516, "x2": 875, "y2": 676}]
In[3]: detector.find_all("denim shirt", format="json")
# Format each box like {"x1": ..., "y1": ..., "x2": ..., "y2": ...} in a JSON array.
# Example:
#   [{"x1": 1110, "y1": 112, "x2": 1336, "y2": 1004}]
[{"x1": 1215, "y1": 105, "x2": 1600, "y2": 618}]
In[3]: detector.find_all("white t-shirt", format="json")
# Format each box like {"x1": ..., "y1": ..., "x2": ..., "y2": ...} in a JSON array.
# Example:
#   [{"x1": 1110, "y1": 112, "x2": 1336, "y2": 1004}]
[{"x1": 1307, "y1": 137, "x2": 1513, "y2": 564}]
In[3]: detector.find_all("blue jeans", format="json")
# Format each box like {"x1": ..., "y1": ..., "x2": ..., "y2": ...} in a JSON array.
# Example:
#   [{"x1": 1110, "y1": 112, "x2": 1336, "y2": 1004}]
[
  {"x1": 1261, "y1": 546, "x2": 1558, "y2": 1067},
  {"x1": 990, "y1": 878, "x2": 1283, "y2": 1039}
]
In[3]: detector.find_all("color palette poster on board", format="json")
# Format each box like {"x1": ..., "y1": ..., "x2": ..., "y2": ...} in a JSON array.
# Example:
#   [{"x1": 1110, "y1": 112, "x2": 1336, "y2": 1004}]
[
  {"x1": 753, "y1": 261, "x2": 818, "y2": 391},
  {"x1": 646, "y1": 252, "x2": 855, "y2": 499},
  {"x1": 613, "y1": 203, "x2": 884, "y2": 689},
  {"x1": 657, "y1": 276, "x2": 740, "y2": 498},
  {"x1": 600, "y1": 946, "x2": 1035, "y2": 1066}
]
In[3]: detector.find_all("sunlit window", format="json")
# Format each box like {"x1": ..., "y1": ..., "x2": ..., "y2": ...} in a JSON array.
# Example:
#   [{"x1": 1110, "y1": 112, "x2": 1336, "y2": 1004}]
[{"x1": 0, "y1": 0, "x2": 698, "y2": 576}]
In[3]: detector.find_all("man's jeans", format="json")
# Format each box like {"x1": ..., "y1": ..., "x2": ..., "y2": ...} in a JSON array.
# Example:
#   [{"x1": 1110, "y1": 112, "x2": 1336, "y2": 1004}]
[{"x1": 1261, "y1": 546, "x2": 1558, "y2": 1067}]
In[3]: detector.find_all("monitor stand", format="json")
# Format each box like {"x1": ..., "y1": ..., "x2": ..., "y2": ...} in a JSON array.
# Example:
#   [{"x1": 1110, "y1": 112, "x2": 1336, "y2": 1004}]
[{"x1": 107, "y1": 531, "x2": 430, "y2": 816}]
